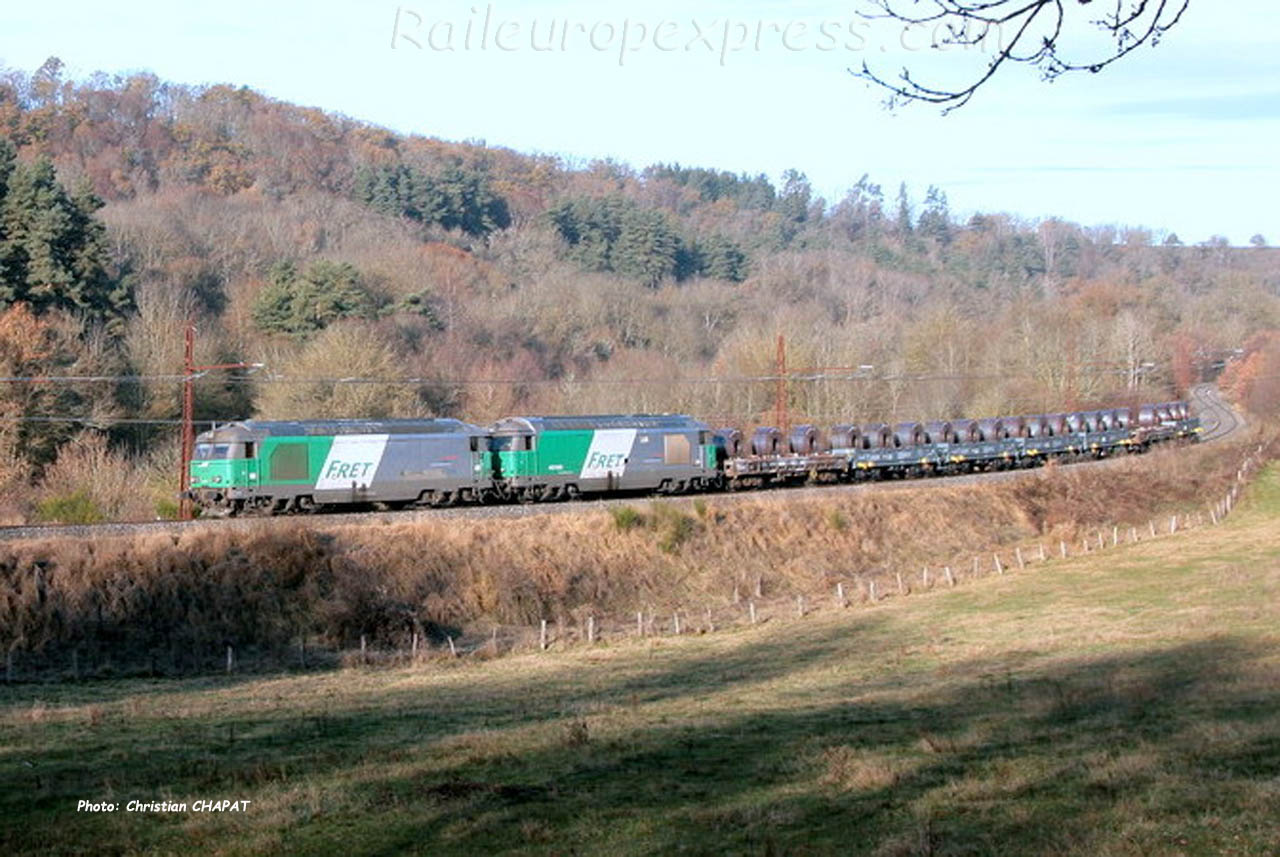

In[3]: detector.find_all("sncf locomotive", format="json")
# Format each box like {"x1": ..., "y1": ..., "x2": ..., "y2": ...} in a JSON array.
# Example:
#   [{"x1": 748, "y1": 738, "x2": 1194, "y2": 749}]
[{"x1": 186, "y1": 403, "x2": 1198, "y2": 517}]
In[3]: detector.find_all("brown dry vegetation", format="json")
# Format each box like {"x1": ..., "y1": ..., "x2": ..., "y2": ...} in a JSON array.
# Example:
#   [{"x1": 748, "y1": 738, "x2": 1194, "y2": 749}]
[
  {"x1": 2, "y1": 61, "x2": 1280, "y2": 526},
  {"x1": 1, "y1": 437, "x2": 1264, "y2": 678}
]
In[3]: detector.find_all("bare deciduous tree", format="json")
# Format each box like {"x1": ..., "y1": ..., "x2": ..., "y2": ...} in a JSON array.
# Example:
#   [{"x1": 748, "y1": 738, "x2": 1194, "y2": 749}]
[{"x1": 856, "y1": 0, "x2": 1191, "y2": 111}]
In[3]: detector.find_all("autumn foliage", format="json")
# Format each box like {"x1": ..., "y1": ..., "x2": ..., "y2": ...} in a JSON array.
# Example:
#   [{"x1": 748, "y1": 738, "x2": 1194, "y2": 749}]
[
  {"x1": 0, "y1": 58, "x2": 1277, "y2": 522},
  {"x1": 1219, "y1": 331, "x2": 1280, "y2": 418}
]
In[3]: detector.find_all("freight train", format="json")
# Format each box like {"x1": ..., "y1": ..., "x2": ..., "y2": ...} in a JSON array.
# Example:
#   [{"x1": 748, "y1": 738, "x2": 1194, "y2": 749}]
[{"x1": 185, "y1": 403, "x2": 1199, "y2": 516}]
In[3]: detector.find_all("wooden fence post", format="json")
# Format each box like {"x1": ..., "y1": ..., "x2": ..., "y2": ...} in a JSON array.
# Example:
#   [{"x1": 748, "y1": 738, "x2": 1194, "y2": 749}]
[
  {"x1": 637, "y1": 611, "x2": 644, "y2": 637},
  {"x1": 836, "y1": 582, "x2": 846, "y2": 606},
  {"x1": 540, "y1": 620, "x2": 548, "y2": 651},
  {"x1": 1169, "y1": 515, "x2": 1177, "y2": 534},
  {"x1": 705, "y1": 607, "x2": 714, "y2": 632},
  {"x1": 1149, "y1": 520, "x2": 1157, "y2": 538},
  {"x1": 796, "y1": 596, "x2": 805, "y2": 618},
  {"x1": 868, "y1": 580, "x2": 878, "y2": 602},
  {"x1": 225, "y1": 645, "x2": 233, "y2": 675},
  {"x1": 1060, "y1": 540, "x2": 1067, "y2": 559},
  {"x1": 944, "y1": 566, "x2": 955, "y2": 587},
  {"x1": 360, "y1": 635, "x2": 367, "y2": 665},
  {"x1": 1015, "y1": 547, "x2": 1025, "y2": 570},
  {"x1": 921, "y1": 568, "x2": 930, "y2": 589},
  {"x1": 1112, "y1": 526, "x2": 1119, "y2": 547},
  {"x1": 447, "y1": 636, "x2": 457, "y2": 658},
  {"x1": 896, "y1": 572, "x2": 907, "y2": 595},
  {"x1": 588, "y1": 616, "x2": 596, "y2": 643},
  {"x1": 749, "y1": 601, "x2": 757, "y2": 624},
  {"x1": 994, "y1": 554, "x2": 1004, "y2": 575},
  {"x1": 1038, "y1": 544, "x2": 1047, "y2": 562}
]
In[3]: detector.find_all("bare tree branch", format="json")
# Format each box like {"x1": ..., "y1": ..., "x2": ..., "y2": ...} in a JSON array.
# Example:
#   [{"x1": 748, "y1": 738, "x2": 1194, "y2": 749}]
[{"x1": 854, "y1": 0, "x2": 1191, "y2": 112}]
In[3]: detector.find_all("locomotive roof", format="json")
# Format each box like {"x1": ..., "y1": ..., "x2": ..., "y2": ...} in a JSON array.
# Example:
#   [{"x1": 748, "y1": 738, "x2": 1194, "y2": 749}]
[
  {"x1": 197, "y1": 418, "x2": 482, "y2": 440},
  {"x1": 491, "y1": 414, "x2": 706, "y2": 433}
]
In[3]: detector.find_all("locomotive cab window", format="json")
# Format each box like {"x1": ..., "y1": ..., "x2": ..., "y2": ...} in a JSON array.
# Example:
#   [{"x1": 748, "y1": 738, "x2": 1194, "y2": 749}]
[
  {"x1": 489, "y1": 435, "x2": 535, "y2": 452},
  {"x1": 195, "y1": 443, "x2": 249, "y2": 460}
]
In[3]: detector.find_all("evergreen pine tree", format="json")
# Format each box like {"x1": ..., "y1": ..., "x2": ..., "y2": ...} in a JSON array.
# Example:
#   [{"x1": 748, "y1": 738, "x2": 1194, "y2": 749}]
[{"x1": 895, "y1": 182, "x2": 913, "y2": 234}]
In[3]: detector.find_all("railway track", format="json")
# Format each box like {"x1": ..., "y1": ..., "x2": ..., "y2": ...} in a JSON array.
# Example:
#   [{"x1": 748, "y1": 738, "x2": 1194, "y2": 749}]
[
  {"x1": 0, "y1": 391, "x2": 1236, "y2": 544},
  {"x1": 1189, "y1": 383, "x2": 1243, "y2": 442}
]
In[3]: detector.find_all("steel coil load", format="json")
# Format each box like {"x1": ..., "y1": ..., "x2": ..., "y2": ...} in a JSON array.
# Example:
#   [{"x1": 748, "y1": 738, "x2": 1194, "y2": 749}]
[
  {"x1": 750, "y1": 426, "x2": 784, "y2": 457},
  {"x1": 1023, "y1": 415, "x2": 1051, "y2": 438},
  {"x1": 1065, "y1": 413, "x2": 1088, "y2": 433},
  {"x1": 859, "y1": 423, "x2": 893, "y2": 450},
  {"x1": 828, "y1": 424, "x2": 860, "y2": 450},
  {"x1": 976, "y1": 418, "x2": 1006, "y2": 442},
  {"x1": 950, "y1": 419, "x2": 980, "y2": 443},
  {"x1": 893, "y1": 422, "x2": 925, "y2": 447},
  {"x1": 1044, "y1": 414, "x2": 1068, "y2": 436},
  {"x1": 1002, "y1": 416, "x2": 1028, "y2": 438},
  {"x1": 1136, "y1": 405, "x2": 1158, "y2": 427},
  {"x1": 789, "y1": 424, "x2": 826, "y2": 455},
  {"x1": 923, "y1": 420, "x2": 956, "y2": 444},
  {"x1": 714, "y1": 428, "x2": 743, "y2": 459}
]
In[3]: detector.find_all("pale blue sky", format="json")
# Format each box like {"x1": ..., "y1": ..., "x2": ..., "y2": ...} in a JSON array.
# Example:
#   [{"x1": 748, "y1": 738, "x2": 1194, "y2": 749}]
[{"x1": 3, "y1": 1, "x2": 1277, "y2": 243}]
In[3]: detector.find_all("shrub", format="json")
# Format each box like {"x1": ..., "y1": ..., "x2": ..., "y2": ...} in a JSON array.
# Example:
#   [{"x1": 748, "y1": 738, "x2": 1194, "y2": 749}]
[
  {"x1": 35, "y1": 490, "x2": 104, "y2": 524},
  {"x1": 650, "y1": 502, "x2": 700, "y2": 553},
  {"x1": 609, "y1": 505, "x2": 645, "y2": 531}
]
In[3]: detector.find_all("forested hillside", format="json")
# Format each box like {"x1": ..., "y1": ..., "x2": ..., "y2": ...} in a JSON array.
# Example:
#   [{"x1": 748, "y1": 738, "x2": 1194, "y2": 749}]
[{"x1": 1, "y1": 57, "x2": 1278, "y2": 522}]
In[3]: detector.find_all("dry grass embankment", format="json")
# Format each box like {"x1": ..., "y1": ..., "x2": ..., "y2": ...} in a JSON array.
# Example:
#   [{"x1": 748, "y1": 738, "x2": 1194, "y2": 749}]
[
  {"x1": 1, "y1": 456, "x2": 1278, "y2": 855},
  {"x1": 0, "y1": 436, "x2": 1266, "y2": 677}
]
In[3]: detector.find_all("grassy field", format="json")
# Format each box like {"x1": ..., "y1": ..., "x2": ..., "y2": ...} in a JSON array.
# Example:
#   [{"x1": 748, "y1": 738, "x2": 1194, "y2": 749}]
[{"x1": 2, "y1": 467, "x2": 1278, "y2": 856}]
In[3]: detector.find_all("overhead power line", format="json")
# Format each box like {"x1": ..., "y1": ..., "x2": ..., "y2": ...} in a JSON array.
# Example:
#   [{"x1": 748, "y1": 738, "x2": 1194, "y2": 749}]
[
  {"x1": 0, "y1": 365, "x2": 1160, "y2": 387},
  {"x1": 0, "y1": 416, "x2": 224, "y2": 427}
]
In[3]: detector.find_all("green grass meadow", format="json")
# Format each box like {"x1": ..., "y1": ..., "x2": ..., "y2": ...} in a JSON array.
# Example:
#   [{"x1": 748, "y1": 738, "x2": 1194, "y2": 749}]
[{"x1": 3, "y1": 468, "x2": 1279, "y2": 856}]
